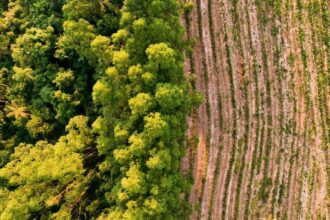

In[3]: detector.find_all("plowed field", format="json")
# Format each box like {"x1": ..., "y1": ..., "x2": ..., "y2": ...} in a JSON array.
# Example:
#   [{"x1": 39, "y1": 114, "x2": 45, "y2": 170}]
[{"x1": 181, "y1": 0, "x2": 329, "y2": 219}]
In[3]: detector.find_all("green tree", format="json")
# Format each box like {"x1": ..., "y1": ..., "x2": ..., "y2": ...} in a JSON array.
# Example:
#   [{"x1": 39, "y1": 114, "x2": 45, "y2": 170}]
[
  {"x1": 129, "y1": 93, "x2": 154, "y2": 116},
  {"x1": 155, "y1": 83, "x2": 184, "y2": 112},
  {"x1": 0, "y1": 0, "x2": 196, "y2": 219},
  {"x1": 5, "y1": 102, "x2": 29, "y2": 120},
  {"x1": 56, "y1": 19, "x2": 96, "y2": 62},
  {"x1": 11, "y1": 27, "x2": 54, "y2": 68},
  {"x1": 0, "y1": 116, "x2": 93, "y2": 219},
  {"x1": 93, "y1": 1, "x2": 196, "y2": 219},
  {"x1": 62, "y1": 0, "x2": 101, "y2": 22}
]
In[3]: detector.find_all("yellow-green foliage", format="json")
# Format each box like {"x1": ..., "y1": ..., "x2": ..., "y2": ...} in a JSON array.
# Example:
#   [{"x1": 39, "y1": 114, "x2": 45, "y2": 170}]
[
  {"x1": 0, "y1": 116, "x2": 92, "y2": 219},
  {"x1": 0, "y1": 0, "x2": 195, "y2": 219}
]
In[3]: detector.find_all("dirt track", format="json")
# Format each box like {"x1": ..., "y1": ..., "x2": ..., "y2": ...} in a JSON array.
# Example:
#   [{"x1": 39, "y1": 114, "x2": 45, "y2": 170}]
[{"x1": 182, "y1": 0, "x2": 329, "y2": 219}]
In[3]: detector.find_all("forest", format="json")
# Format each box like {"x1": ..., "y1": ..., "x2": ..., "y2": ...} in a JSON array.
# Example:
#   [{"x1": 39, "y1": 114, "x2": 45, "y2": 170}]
[
  {"x1": 0, "y1": 0, "x2": 201, "y2": 219},
  {"x1": 0, "y1": 0, "x2": 329, "y2": 219}
]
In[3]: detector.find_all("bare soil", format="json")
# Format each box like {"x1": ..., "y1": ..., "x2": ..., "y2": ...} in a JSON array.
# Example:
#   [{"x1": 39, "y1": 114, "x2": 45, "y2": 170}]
[{"x1": 182, "y1": 0, "x2": 329, "y2": 219}]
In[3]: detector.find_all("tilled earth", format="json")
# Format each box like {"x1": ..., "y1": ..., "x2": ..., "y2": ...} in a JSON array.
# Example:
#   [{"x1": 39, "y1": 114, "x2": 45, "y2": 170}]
[{"x1": 181, "y1": 0, "x2": 329, "y2": 219}]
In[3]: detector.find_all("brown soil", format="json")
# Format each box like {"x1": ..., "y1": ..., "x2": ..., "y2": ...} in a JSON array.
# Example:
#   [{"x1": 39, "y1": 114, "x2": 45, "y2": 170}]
[{"x1": 182, "y1": 0, "x2": 329, "y2": 219}]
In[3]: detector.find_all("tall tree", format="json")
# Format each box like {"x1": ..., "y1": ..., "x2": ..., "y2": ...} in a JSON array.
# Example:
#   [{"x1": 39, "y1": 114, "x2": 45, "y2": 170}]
[
  {"x1": 0, "y1": 0, "x2": 197, "y2": 219},
  {"x1": 92, "y1": 0, "x2": 198, "y2": 218}
]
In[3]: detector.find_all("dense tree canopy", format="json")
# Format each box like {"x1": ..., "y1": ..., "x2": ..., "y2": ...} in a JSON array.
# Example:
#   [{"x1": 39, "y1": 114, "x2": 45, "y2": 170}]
[{"x1": 0, "y1": 0, "x2": 199, "y2": 219}]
